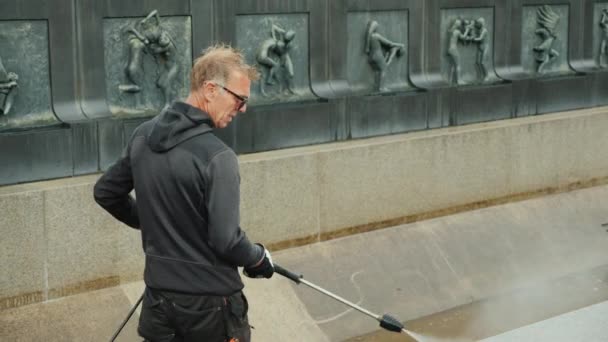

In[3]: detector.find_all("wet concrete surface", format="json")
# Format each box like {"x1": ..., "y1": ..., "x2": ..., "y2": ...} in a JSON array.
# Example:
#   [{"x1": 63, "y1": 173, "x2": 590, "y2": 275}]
[
  {"x1": 480, "y1": 300, "x2": 608, "y2": 342},
  {"x1": 277, "y1": 185, "x2": 608, "y2": 341},
  {"x1": 346, "y1": 264, "x2": 608, "y2": 342},
  {"x1": 0, "y1": 286, "x2": 140, "y2": 342},
  {"x1": 0, "y1": 276, "x2": 329, "y2": 342},
  {"x1": 2, "y1": 185, "x2": 608, "y2": 341}
]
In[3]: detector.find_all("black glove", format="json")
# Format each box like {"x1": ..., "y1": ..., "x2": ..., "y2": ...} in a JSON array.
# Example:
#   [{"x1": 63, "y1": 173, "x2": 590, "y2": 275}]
[{"x1": 243, "y1": 244, "x2": 274, "y2": 279}]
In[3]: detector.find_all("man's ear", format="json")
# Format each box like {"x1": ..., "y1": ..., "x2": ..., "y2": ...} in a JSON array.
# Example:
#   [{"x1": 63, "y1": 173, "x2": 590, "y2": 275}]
[{"x1": 202, "y1": 82, "x2": 217, "y2": 100}]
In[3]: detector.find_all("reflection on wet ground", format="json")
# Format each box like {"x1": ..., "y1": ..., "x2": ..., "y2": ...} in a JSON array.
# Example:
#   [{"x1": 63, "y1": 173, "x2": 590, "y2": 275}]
[{"x1": 345, "y1": 264, "x2": 608, "y2": 342}]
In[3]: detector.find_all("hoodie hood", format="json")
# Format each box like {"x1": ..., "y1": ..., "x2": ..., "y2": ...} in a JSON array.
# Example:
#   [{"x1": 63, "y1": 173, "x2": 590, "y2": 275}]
[{"x1": 148, "y1": 101, "x2": 215, "y2": 152}]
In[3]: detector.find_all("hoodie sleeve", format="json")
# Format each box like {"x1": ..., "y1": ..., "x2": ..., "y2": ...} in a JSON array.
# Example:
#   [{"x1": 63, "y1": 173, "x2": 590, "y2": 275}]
[
  {"x1": 93, "y1": 144, "x2": 140, "y2": 229},
  {"x1": 205, "y1": 149, "x2": 263, "y2": 267}
]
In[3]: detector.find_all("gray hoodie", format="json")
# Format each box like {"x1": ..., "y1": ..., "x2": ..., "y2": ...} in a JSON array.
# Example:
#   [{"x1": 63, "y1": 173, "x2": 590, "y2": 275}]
[{"x1": 94, "y1": 101, "x2": 263, "y2": 295}]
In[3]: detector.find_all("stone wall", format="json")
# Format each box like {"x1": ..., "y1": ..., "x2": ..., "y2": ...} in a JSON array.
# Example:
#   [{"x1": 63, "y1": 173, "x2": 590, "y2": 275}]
[{"x1": 2, "y1": 106, "x2": 608, "y2": 309}]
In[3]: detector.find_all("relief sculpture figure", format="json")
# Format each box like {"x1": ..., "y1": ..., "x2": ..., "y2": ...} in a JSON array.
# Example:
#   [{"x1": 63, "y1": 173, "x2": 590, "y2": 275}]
[
  {"x1": 471, "y1": 18, "x2": 489, "y2": 82},
  {"x1": 463, "y1": 19, "x2": 476, "y2": 43},
  {"x1": 120, "y1": 10, "x2": 179, "y2": 109},
  {"x1": 447, "y1": 19, "x2": 472, "y2": 85},
  {"x1": 365, "y1": 20, "x2": 405, "y2": 92},
  {"x1": 120, "y1": 14, "x2": 150, "y2": 94},
  {"x1": 142, "y1": 11, "x2": 179, "y2": 109},
  {"x1": 599, "y1": 8, "x2": 608, "y2": 68},
  {"x1": 256, "y1": 24, "x2": 296, "y2": 97},
  {"x1": 533, "y1": 5, "x2": 560, "y2": 74},
  {"x1": 0, "y1": 57, "x2": 18, "y2": 115}
]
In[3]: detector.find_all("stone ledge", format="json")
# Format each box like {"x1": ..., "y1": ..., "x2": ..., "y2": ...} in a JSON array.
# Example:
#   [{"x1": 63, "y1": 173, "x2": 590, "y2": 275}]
[{"x1": 267, "y1": 175, "x2": 608, "y2": 251}]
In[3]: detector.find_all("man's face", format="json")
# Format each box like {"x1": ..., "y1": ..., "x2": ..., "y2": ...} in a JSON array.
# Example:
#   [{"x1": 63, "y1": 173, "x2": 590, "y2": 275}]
[{"x1": 208, "y1": 71, "x2": 251, "y2": 129}]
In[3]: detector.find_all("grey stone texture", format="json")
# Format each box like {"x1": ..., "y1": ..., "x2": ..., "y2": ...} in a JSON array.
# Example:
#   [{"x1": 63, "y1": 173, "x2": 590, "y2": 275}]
[
  {"x1": 318, "y1": 106, "x2": 608, "y2": 233},
  {"x1": 44, "y1": 183, "x2": 119, "y2": 296},
  {"x1": 0, "y1": 191, "x2": 45, "y2": 307},
  {"x1": 240, "y1": 152, "x2": 320, "y2": 244},
  {"x1": 0, "y1": 284, "x2": 141, "y2": 341},
  {"x1": 0, "y1": 175, "x2": 143, "y2": 306},
  {"x1": 115, "y1": 225, "x2": 145, "y2": 282}
]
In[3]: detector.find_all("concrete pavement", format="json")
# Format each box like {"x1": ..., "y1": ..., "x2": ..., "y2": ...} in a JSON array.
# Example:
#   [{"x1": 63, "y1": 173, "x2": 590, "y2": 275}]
[
  {"x1": 2, "y1": 184, "x2": 608, "y2": 341},
  {"x1": 480, "y1": 301, "x2": 608, "y2": 342}
]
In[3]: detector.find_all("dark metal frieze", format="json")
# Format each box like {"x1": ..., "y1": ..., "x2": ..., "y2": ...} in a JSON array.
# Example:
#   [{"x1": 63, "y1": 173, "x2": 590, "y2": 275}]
[
  {"x1": 237, "y1": 14, "x2": 315, "y2": 105},
  {"x1": 441, "y1": 8, "x2": 498, "y2": 86},
  {"x1": 0, "y1": 20, "x2": 57, "y2": 132},
  {"x1": 104, "y1": 10, "x2": 192, "y2": 117},
  {"x1": 522, "y1": 4, "x2": 572, "y2": 76}
]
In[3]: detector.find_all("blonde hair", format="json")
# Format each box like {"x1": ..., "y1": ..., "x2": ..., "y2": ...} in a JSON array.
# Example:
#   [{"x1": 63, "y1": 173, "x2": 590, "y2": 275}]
[{"x1": 190, "y1": 43, "x2": 259, "y2": 91}]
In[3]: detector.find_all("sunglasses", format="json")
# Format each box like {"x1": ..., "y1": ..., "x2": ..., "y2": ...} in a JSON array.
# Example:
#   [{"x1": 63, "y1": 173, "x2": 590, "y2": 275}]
[{"x1": 217, "y1": 84, "x2": 248, "y2": 110}]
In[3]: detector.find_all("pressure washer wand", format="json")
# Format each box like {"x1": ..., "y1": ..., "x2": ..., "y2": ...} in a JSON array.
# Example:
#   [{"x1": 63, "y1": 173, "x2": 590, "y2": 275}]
[
  {"x1": 109, "y1": 293, "x2": 144, "y2": 342},
  {"x1": 274, "y1": 264, "x2": 406, "y2": 334}
]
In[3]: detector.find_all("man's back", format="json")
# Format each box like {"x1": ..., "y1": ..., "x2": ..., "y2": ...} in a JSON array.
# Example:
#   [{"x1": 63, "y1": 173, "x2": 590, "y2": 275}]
[{"x1": 95, "y1": 102, "x2": 262, "y2": 295}]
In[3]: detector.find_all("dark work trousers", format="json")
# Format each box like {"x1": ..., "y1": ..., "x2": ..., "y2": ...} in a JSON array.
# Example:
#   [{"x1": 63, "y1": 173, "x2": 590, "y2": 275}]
[{"x1": 138, "y1": 287, "x2": 251, "y2": 342}]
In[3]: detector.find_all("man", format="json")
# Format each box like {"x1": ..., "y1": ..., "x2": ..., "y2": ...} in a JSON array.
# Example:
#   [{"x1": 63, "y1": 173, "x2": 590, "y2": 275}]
[{"x1": 94, "y1": 44, "x2": 273, "y2": 342}]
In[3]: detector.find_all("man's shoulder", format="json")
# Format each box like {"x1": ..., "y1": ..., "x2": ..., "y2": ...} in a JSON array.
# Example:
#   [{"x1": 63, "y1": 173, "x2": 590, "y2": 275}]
[
  {"x1": 196, "y1": 132, "x2": 232, "y2": 154},
  {"x1": 131, "y1": 116, "x2": 158, "y2": 138},
  {"x1": 181, "y1": 131, "x2": 235, "y2": 163}
]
